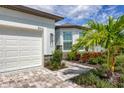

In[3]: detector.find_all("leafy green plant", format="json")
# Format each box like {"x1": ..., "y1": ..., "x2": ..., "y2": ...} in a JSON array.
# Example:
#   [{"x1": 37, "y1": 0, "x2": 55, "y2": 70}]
[
  {"x1": 88, "y1": 55, "x2": 106, "y2": 65},
  {"x1": 67, "y1": 51, "x2": 77, "y2": 61},
  {"x1": 71, "y1": 71, "x2": 99, "y2": 86},
  {"x1": 45, "y1": 49, "x2": 66, "y2": 70},
  {"x1": 71, "y1": 59, "x2": 124, "y2": 88},
  {"x1": 116, "y1": 55, "x2": 124, "y2": 66},
  {"x1": 116, "y1": 75, "x2": 124, "y2": 88},
  {"x1": 51, "y1": 49, "x2": 62, "y2": 64},
  {"x1": 96, "y1": 80, "x2": 114, "y2": 88},
  {"x1": 72, "y1": 15, "x2": 124, "y2": 74},
  {"x1": 116, "y1": 83, "x2": 124, "y2": 88},
  {"x1": 119, "y1": 74, "x2": 124, "y2": 83},
  {"x1": 89, "y1": 58, "x2": 99, "y2": 65},
  {"x1": 115, "y1": 66, "x2": 124, "y2": 73},
  {"x1": 85, "y1": 72, "x2": 98, "y2": 85}
]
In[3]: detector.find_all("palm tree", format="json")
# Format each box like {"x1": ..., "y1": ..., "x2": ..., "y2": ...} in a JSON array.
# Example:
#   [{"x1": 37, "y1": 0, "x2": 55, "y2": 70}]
[{"x1": 72, "y1": 15, "x2": 124, "y2": 77}]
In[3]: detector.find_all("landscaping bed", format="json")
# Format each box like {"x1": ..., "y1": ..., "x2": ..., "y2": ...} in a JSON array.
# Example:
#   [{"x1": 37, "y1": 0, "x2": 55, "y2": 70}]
[
  {"x1": 65, "y1": 15, "x2": 124, "y2": 88},
  {"x1": 70, "y1": 67, "x2": 124, "y2": 88},
  {"x1": 67, "y1": 51, "x2": 106, "y2": 68},
  {"x1": 69, "y1": 54, "x2": 124, "y2": 88},
  {"x1": 45, "y1": 62, "x2": 66, "y2": 71},
  {"x1": 65, "y1": 51, "x2": 124, "y2": 87}
]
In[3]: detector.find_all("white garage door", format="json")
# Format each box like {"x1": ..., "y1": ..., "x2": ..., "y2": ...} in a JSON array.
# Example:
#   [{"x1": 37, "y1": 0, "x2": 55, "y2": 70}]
[{"x1": 0, "y1": 28, "x2": 43, "y2": 72}]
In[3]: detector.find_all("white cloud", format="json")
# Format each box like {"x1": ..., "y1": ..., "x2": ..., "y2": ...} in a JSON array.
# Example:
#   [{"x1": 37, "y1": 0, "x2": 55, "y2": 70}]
[
  {"x1": 25, "y1": 5, "x2": 123, "y2": 25},
  {"x1": 67, "y1": 6, "x2": 102, "y2": 19},
  {"x1": 94, "y1": 6, "x2": 122, "y2": 23},
  {"x1": 26, "y1": 5, "x2": 102, "y2": 19}
]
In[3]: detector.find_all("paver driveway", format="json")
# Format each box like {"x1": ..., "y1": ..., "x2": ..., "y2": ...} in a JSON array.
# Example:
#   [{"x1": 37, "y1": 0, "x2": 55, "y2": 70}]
[{"x1": 0, "y1": 67, "x2": 80, "y2": 88}]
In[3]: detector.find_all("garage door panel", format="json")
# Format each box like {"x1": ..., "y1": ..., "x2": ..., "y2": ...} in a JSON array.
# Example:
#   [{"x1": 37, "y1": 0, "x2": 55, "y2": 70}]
[
  {"x1": 4, "y1": 35, "x2": 19, "y2": 40},
  {"x1": 6, "y1": 51, "x2": 19, "y2": 57},
  {"x1": 0, "y1": 40, "x2": 2, "y2": 45},
  {"x1": 0, "y1": 51, "x2": 2, "y2": 57},
  {"x1": 20, "y1": 51, "x2": 34, "y2": 56},
  {"x1": 20, "y1": 47, "x2": 41, "y2": 51},
  {"x1": 0, "y1": 29, "x2": 43, "y2": 72},
  {"x1": 6, "y1": 39, "x2": 18, "y2": 46},
  {"x1": 20, "y1": 50, "x2": 41, "y2": 56},
  {"x1": 4, "y1": 47, "x2": 19, "y2": 51},
  {"x1": 0, "y1": 59, "x2": 4, "y2": 64},
  {"x1": 19, "y1": 40, "x2": 42, "y2": 46},
  {"x1": 20, "y1": 56, "x2": 41, "y2": 61},
  {"x1": 4, "y1": 57, "x2": 19, "y2": 63},
  {"x1": 0, "y1": 51, "x2": 4, "y2": 57}
]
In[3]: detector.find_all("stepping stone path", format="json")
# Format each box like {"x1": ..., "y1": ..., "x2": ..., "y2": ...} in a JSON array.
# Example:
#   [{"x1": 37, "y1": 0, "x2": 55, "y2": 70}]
[{"x1": 53, "y1": 60, "x2": 93, "y2": 81}]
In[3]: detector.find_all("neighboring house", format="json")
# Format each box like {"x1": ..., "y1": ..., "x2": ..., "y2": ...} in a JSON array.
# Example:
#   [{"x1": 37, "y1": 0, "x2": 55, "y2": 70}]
[
  {"x1": 55, "y1": 23, "x2": 87, "y2": 52},
  {"x1": 0, "y1": 5, "x2": 63, "y2": 72}
]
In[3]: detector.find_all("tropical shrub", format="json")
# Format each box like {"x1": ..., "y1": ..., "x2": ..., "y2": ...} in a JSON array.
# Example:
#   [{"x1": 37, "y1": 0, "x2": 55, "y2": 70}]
[
  {"x1": 71, "y1": 69, "x2": 114, "y2": 88},
  {"x1": 80, "y1": 52, "x2": 105, "y2": 63},
  {"x1": 80, "y1": 52, "x2": 90, "y2": 62},
  {"x1": 72, "y1": 15, "x2": 124, "y2": 75},
  {"x1": 89, "y1": 55, "x2": 106, "y2": 65},
  {"x1": 67, "y1": 51, "x2": 77, "y2": 61},
  {"x1": 119, "y1": 74, "x2": 124, "y2": 83},
  {"x1": 45, "y1": 49, "x2": 66, "y2": 70},
  {"x1": 67, "y1": 51, "x2": 81, "y2": 61},
  {"x1": 114, "y1": 55, "x2": 124, "y2": 73},
  {"x1": 71, "y1": 71, "x2": 98, "y2": 86},
  {"x1": 115, "y1": 66, "x2": 124, "y2": 73},
  {"x1": 116, "y1": 55, "x2": 124, "y2": 66},
  {"x1": 96, "y1": 80, "x2": 114, "y2": 88},
  {"x1": 51, "y1": 49, "x2": 62, "y2": 64},
  {"x1": 71, "y1": 56, "x2": 124, "y2": 87},
  {"x1": 88, "y1": 58, "x2": 99, "y2": 65},
  {"x1": 116, "y1": 74, "x2": 124, "y2": 87}
]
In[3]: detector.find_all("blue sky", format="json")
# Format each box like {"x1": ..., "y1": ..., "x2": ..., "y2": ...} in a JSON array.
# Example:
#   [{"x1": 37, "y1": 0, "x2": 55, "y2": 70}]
[{"x1": 27, "y1": 5, "x2": 124, "y2": 25}]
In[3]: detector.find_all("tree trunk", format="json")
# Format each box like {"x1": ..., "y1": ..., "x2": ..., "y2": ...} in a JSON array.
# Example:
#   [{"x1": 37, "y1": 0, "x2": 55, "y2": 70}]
[
  {"x1": 111, "y1": 55, "x2": 115, "y2": 73},
  {"x1": 107, "y1": 49, "x2": 110, "y2": 70},
  {"x1": 109, "y1": 55, "x2": 116, "y2": 83}
]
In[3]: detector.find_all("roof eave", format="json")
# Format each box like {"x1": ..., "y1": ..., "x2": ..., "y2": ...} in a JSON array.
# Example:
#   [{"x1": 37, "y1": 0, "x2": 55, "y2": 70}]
[
  {"x1": 0, "y1": 5, "x2": 64, "y2": 22},
  {"x1": 55, "y1": 25, "x2": 89, "y2": 30}
]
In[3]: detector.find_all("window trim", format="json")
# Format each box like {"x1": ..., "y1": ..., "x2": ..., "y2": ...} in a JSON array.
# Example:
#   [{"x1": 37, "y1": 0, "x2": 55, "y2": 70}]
[
  {"x1": 63, "y1": 31, "x2": 72, "y2": 50},
  {"x1": 50, "y1": 33, "x2": 54, "y2": 47}
]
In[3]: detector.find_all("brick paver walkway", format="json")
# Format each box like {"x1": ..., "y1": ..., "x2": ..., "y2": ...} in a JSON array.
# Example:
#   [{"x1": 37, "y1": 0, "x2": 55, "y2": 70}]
[{"x1": 0, "y1": 67, "x2": 80, "y2": 88}]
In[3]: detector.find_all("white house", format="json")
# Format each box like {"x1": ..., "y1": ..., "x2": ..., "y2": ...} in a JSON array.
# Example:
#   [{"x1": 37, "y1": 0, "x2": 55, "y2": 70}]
[
  {"x1": 0, "y1": 5, "x2": 63, "y2": 72},
  {"x1": 0, "y1": 5, "x2": 101, "y2": 73}
]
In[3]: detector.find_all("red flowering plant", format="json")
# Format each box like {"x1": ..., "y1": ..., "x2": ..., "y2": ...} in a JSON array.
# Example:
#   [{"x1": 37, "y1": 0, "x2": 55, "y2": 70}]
[
  {"x1": 75, "y1": 52, "x2": 81, "y2": 61},
  {"x1": 80, "y1": 52, "x2": 103, "y2": 63},
  {"x1": 90, "y1": 52, "x2": 103, "y2": 58},
  {"x1": 80, "y1": 52, "x2": 90, "y2": 62}
]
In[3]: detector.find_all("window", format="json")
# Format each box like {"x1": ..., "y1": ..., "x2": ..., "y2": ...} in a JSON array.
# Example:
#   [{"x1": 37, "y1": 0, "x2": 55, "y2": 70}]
[
  {"x1": 50, "y1": 33, "x2": 54, "y2": 47},
  {"x1": 63, "y1": 32, "x2": 72, "y2": 50}
]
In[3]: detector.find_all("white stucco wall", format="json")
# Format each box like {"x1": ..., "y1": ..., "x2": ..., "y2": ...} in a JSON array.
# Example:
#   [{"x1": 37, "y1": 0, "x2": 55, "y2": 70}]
[
  {"x1": 55, "y1": 28, "x2": 85, "y2": 52},
  {"x1": 0, "y1": 7, "x2": 56, "y2": 55}
]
